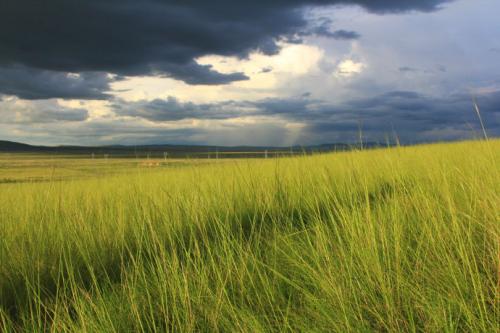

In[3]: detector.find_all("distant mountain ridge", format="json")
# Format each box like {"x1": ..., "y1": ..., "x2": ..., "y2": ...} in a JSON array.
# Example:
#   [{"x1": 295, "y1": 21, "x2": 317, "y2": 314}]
[
  {"x1": 0, "y1": 140, "x2": 381, "y2": 157},
  {"x1": 0, "y1": 140, "x2": 38, "y2": 151}
]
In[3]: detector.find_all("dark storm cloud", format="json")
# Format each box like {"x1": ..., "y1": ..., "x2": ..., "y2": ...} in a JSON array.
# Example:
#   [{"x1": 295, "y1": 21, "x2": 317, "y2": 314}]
[
  {"x1": 327, "y1": 30, "x2": 362, "y2": 40},
  {"x1": 113, "y1": 97, "x2": 246, "y2": 121},
  {"x1": 113, "y1": 89, "x2": 500, "y2": 142},
  {"x1": 298, "y1": 17, "x2": 361, "y2": 40},
  {"x1": 351, "y1": 0, "x2": 453, "y2": 13},
  {"x1": 305, "y1": 90, "x2": 500, "y2": 141},
  {"x1": 305, "y1": 27, "x2": 361, "y2": 40},
  {"x1": 0, "y1": 0, "x2": 452, "y2": 91},
  {"x1": 7, "y1": 86, "x2": 497, "y2": 145},
  {"x1": 140, "y1": 62, "x2": 249, "y2": 85},
  {"x1": 300, "y1": 17, "x2": 361, "y2": 39},
  {"x1": 114, "y1": 95, "x2": 317, "y2": 122},
  {"x1": 0, "y1": 66, "x2": 113, "y2": 100}
]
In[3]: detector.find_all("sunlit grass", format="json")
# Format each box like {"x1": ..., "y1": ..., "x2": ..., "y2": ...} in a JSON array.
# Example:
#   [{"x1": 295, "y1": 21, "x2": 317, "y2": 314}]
[{"x1": 0, "y1": 140, "x2": 498, "y2": 332}]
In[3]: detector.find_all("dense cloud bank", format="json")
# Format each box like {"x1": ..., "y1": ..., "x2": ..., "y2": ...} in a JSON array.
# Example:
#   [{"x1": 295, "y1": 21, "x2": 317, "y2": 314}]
[
  {"x1": 4, "y1": 0, "x2": 495, "y2": 146},
  {"x1": 0, "y1": 0, "x2": 452, "y2": 99},
  {"x1": 112, "y1": 89, "x2": 500, "y2": 142},
  {"x1": 3, "y1": 88, "x2": 497, "y2": 146},
  {"x1": 0, "y1": 67, "x2": 113, "y2": 100}
]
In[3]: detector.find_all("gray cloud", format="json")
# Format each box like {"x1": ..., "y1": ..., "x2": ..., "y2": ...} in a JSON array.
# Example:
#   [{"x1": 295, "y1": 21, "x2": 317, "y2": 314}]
[
  {"x1": 4, "y1": 86, "x2": 497, "y2": 146},
  {"x1": 112, "y1": 89, "x2": 500, "y2": 143},
  {"x1": 148, "y1": 62, "x2": 249, "y2": 85},
  {"x1": 1, "y1": 117, "x2": 294, "y2": 147},
  {"x1": 437, "y1": 64, "x2": 447, "y2": 72},
  {"x1": 5, "y1": 0, "x2": 488, "y2": 146},
  {"x1": 398, "y1": 65, "x2": 448, "y2": 75},
  {"x1": 304, "y1": 90, "x2": 500, "y2": 142},
  {"x1": 299, "y1": 17, "x2": 361, "y2": 40},
  {"x1": 113, "y1": 95, "x2": 319, "y2": 122},
  {"x1": 0, "y1": 0, "x2": 451, "y2": 90},
  {"x1": 307, "y1": 27, "x2": 361, "y2": 40},
  {"x1": 351, "y1": 0, "x2": 453, "y2": 13},
  {"x1": 0, "y1": 99, "x2": 89, "y2": 124},
  {"x1": 399, "y1": 66, "x2": 418, "y2": 73},
  {"x1": 259, "y1": 67, "x2": 274, "y2": 74},
  {"x1": 113, "y1": 97, "x2": 250, "y2": 122},
  {"x1": 327, "y1": 30, "x2": 362, "y2": 40},
  {"x1": 0, "y1": 66, "x2": 113, "y2": 100}
]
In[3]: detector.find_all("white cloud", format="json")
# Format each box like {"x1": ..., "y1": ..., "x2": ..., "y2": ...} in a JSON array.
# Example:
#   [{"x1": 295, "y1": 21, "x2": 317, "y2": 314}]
[
  {"x1": 335, "y1": 59, "x2": 366, "y2": 77},
  {"x1": 110, "y1": 43, "x2": 324, "y2": 105}
]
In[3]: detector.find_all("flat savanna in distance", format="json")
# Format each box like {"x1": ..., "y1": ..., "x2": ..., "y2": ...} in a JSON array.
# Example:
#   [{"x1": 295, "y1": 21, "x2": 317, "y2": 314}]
[
  {"x1": 0, "y1": 139, "x2": 498, "y2": 332},
  {"x1": 0, "y1": 145, "x2": 359, "y2": 184},
  {"x1": 0, "y1": 153, "x2": 212, "y2": 184}
]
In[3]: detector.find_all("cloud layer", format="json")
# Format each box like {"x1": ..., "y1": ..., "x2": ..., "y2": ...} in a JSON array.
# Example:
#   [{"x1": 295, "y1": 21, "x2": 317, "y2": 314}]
[
  {"x1": 0, "y1": 67, "x2": 113, "y2": 100},
  {"x1": 0, "y1": 0, "x2": 451, "y2": 95},
  {"x1": 0, "y1": 99, "x2": 89, "y2": 124},
  {"x1": 2, "y1": 87, "x2": 497, "y2": 146},
  {"x1": 111, "y1": 89, "x2": 500, "y2": 143},
  {"x1": 3, "y1": 0, "x2": 499, "y2": 147}
]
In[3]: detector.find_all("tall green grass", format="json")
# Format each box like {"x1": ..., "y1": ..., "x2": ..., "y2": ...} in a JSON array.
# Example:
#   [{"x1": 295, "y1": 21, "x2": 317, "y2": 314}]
[{"x1": 0, "y1": 140, "x2": 498, "y2": 332}]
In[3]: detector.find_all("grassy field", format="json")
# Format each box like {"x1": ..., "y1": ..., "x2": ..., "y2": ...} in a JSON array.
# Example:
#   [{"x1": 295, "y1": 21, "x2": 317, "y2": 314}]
[
  {"x1": 0, "y1": 140, "x2": 498, "y2": 332},
  {"x1": 0, "y1": 154, "x2": 217, "y2": 184}
]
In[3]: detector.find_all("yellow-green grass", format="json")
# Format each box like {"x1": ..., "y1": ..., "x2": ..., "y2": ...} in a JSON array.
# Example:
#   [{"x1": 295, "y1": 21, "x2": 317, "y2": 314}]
[
  {"x1": 0, "y1": 140, "x2": 498, "y2": 332},
  {"x1": 0, "y1": 154, "x2": 216, "y2": 183}
]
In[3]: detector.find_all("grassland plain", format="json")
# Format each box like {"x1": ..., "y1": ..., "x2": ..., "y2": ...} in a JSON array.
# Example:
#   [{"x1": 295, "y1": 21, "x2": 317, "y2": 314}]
[{"x1": 0, "y1": 140, "x2": 498, "y2": 332}]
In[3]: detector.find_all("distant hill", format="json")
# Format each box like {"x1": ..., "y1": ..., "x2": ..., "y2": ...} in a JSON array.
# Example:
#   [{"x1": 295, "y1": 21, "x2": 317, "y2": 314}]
[
  {"x1": 0, "y1": 140, "x2": 43, "y2": 151},
  {"x1": 0, "y1": 140, "x2": 382, "y2": 158}
]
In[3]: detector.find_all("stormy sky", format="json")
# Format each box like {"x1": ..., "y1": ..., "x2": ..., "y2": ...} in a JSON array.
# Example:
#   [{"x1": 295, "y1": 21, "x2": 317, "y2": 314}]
[{"x1": 0, "y1": 0, "x2": 498, "y2": 146}]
